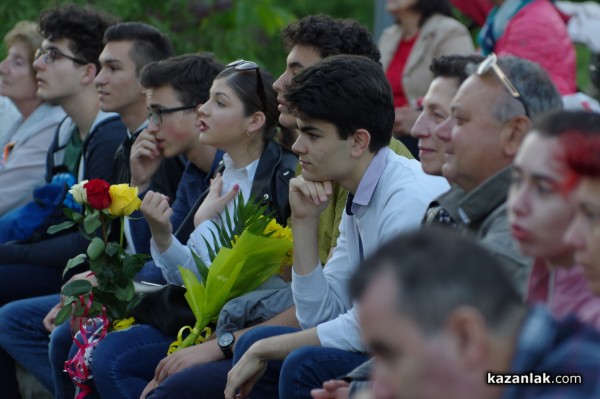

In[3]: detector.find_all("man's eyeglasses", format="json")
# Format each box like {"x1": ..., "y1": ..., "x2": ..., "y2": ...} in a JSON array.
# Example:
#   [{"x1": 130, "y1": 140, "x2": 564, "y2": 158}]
[
  {"x1": 35, "y1": 47, "x2": 87, "y2": 65},
  {"x1": 477, "y1": 53, "x2": 530, "y2": 117},
  {"x1": 147, "y1": 105, "x2": 196, "y2": 125},
  {"x1": 226, "y1": 59, "x2": 267, "y2": 113}
]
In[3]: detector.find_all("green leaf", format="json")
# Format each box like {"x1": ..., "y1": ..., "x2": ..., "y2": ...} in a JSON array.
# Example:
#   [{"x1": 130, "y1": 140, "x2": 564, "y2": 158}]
[
  {"x1": 122, "y1": 255, "x2": 145, "y2": 277},
  {"x1": 47, "y1": 221, "x2": 76, "y2": 235},
  {"x1": 84, "y1": 213, "x2": 102, "y2": 234},
  {"x1": 87, "y1": 237, "x2": 105, "y2": 260},
  {"x1": 105, "y1": 243, "x2": 120, "y2": 257},
  {"x1": 62, "y1": 254, "x2": 87, "y2": 278},
  {"x1": 114, "y1": 281, "x2": 135, "y2": 301},
  {"x1": 64, "y1": 208, "x2": 83, "y2": 222},
  {"x1": 54, "y1": 305, "x2": 73, "y2": 326},
  {"x1": 62, "y1": 279, "x2": 93, "y2": 297},
  {"x1": 191, "y1": 249, "x2": 209, "y2": 284}
]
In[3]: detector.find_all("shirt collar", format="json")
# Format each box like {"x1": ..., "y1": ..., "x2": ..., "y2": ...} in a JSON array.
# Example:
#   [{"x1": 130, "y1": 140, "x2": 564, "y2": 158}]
[
  {"x1": 222, "y1": 152, "x2": 259, "y2": 182},
  {"x1": 347, "y1": 147, "x2": 390, "y2": 215}
]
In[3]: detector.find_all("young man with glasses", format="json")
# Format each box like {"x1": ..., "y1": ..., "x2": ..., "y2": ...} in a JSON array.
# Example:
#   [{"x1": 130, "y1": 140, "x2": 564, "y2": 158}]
[
  {"x1": 430, "y1": 54, "x2": 563, "y2": 297},
  {"x1": 0, "y1": 4, "x2": 124, "y2": 398},
  {"x1": 66, "y1": 53, "x2": 227, "y2": 399}
]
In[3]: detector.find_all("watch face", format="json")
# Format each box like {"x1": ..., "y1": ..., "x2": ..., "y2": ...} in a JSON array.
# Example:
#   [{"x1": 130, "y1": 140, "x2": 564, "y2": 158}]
[{"x1": 219, "y1": 333, "x2": 234, "y2": 347}]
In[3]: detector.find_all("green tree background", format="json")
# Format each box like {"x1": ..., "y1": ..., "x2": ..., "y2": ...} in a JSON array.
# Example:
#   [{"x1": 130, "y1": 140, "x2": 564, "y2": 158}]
[
  {"x1": 0, "y1": 0, "x2": 374, "y2": 76},
  {"x1": 1, "y1": 0, "x2": 597, "y2": 93}
]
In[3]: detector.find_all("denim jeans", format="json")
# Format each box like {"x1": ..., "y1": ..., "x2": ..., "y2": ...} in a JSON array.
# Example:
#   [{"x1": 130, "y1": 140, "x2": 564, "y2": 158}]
[
  {"x1": 74, "y1": 324, "x2": 173, "y2": 399},
  {"x1": 0, "y1": 294, "x2": 75, "y2": 399},
  {"x1": 0, "y1": 264, "x2": 64, "y2": 306},
  {"x1": 233, "y1": 326, "x2": 370, "y2": 399},
  {"x1": 145, "y1": 359, "x2": 232, "y2": 399}
]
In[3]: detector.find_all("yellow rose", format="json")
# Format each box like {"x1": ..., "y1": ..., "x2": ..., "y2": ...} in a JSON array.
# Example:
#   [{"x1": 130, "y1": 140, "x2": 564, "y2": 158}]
[
  {"x1": 69, "y1": 180, "x2": 88, "y2": 204},
  {"x1": 108, "y1": 184, "x2": 142, "y2": 216}
]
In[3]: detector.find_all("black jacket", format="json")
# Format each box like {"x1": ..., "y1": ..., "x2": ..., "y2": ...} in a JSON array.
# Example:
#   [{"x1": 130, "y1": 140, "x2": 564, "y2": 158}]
[{"x1": 175, "y1": 140, "x2": 297, "y2": 242}]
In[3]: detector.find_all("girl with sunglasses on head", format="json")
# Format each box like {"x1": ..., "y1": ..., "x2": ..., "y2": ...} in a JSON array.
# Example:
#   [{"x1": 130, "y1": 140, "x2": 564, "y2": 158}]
[
  {"x1": 507, "y1": 110, "x2": 600, "y2": 332},
  {"x1": 143, "y1": 60, "x2": 297, "y2": 284},
  {"x1": 78, "y1": 61, "x2": 297, "y2": 399}
]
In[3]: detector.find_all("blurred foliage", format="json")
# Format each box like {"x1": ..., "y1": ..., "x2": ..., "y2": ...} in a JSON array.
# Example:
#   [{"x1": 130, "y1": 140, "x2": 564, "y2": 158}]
[
  {"x1": 0, "y1": 0, "x2": 373, "y2": 77},
  {"x1": 0, "y1": 0, "x2": 596, "y2": 92}
]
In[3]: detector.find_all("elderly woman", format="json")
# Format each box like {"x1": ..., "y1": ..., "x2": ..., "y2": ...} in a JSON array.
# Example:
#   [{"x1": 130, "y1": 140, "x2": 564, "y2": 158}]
[
  {"x1": 379, "y1": 0, "x2": 474, "y2": 157},
  {"x1": 0, "y1": 21, "x2": 65, "y2": 216}
]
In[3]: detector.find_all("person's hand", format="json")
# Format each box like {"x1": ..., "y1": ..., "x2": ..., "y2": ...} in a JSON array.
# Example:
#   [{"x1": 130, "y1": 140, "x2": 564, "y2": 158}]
[
  {"x1": 289, "y1": 176, "x2": 333, "y2": 222},
  {"x1": 140, "y1": 379, "x2": 158, "y2": 399},
  {"x1": 140, "y1": 190, "x2": 173, "y2": 252},
  {"x1": 130, "y1": 128, "x2": 162, "y2": 192},
  {"x1": 43, "y1": 300, "x2": 64, "y2": 333},
  {"x1": 193, "y1": 173, "x2": 239, "y2": 227},
  {"x1": 311, "y1": 379, "x2": 350, "y2": 399},
  {"x1": 393, "y1": 106, "x2": 421, "y2": 138},
  {"x1": 155, "y1": 340, "x2": 222, "y2": 385},
  {"x1": 224, "y1": 347, "x2": 268, "y2": 399}
]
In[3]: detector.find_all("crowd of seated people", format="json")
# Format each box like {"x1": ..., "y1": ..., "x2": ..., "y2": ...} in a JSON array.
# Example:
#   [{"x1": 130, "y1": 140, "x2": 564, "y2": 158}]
[{"x1": 0, "y1": 1, "x2": 599, "y2": 399}]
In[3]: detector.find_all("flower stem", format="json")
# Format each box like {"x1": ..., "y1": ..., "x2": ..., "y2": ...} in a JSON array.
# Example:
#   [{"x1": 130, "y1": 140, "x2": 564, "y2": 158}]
[{"x1": 119, "y1": 216, "x2": 124, "y2": 247}]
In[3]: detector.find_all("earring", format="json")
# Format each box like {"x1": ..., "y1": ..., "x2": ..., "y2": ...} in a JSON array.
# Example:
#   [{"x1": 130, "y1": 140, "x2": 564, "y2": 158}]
[{"x1": 245, "y1": 130, "x2": 252, "y2": 137}]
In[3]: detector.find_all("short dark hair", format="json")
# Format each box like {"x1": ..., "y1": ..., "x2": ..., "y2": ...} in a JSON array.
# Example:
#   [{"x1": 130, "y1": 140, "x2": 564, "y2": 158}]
[
  {"x1": 430, "y1": 54, "x2": 484, "y2": 85},
  {"x1": 281, "y1": 14, "x2": 380, "y2": 63},
  {"x1": 286, "y1": 54, "x2": 394, "y2": 152},
  {"x1": 350, "y1": 229, "x2": 524, "y2": 334},
  {"x1": 140, "y1": 53, "x2": 223, "y2": 108},
  {"x1": 103, "y1": 22, "x2": 174, "y2": 76},
  {"x1": 411, "y1": 0, "x2": 453, "y2": 26},
  {"x1": 533, "y1": 111, "x2": 600, "y2": 186},
  {"x1": 215, "y1": 63, "x2": 279, "y2": 142},
  {"x1": 38, "y1": 4, "x2": 117, "y2": 71}
]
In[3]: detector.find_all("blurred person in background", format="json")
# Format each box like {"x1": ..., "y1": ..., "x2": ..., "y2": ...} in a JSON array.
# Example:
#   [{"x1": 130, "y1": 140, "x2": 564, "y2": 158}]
[
  {"x1": 0, "y1": 21, "x2": 65, "y2": 216},
  {"x1": 379, "y1": 0, "x2": 474, "y2": 158}
]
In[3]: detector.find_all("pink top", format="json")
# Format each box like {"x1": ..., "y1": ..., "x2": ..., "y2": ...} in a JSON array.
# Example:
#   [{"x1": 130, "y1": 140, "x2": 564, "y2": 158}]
[
  {"x1": 495, "y1": 0, "x2": 576, "y2": 95},
  {"x1": 527, "y1": 259, "x2": 600, "y2": 331}
]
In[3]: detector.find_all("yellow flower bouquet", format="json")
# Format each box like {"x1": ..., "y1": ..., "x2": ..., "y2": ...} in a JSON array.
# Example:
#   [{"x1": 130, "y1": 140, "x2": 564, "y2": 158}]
[{"x1": 169, "y1": 192, "x2": 293, "y2": 353}]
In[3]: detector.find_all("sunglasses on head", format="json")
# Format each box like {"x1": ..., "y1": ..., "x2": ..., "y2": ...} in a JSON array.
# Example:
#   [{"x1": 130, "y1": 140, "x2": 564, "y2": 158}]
[
  {"x1": 477, "y1": 53, "x2": 530, "y2": 118},
  {"x1": 226, "y1": 59, "x2": 267, "y2": 113}
]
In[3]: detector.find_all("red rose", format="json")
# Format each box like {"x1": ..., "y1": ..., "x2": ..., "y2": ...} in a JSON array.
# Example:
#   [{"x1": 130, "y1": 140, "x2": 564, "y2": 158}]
[{"x1": 84, "y1": 179, "x2": 112, "y2": 210}]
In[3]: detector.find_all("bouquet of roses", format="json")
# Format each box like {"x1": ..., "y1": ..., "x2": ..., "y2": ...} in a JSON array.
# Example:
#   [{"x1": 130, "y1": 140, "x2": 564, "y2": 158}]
[
  {"x1": 50, "y1": 178, "x2": 149, "y2": 326},
  {"x1": 49, "y1": 178, "x2": 149, "y2": 397},
  {"x1": 169, "y1": 192, "x2": 293, "y2": 353}
]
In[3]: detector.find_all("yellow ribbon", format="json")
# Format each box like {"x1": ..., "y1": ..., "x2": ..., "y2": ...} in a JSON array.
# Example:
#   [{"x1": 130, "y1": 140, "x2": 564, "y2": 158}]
[
  {"x1": 167, "y1": 325, "x2": 213, "y2": 355},
  {"x1": 112, "y1": 317, "x2": 136, "y2": 331}
]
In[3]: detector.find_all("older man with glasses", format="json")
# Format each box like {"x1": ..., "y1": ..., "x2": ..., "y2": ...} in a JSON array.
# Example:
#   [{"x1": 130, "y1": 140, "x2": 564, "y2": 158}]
[{"x1": 429, "y1": 54, "x2": 563, "y2": 297}]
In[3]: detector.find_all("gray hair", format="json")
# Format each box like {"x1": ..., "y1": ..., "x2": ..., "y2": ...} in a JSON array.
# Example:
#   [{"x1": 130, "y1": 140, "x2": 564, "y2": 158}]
[{"x1": 467, "y1": 55, "x2": 563, "y2": 123}]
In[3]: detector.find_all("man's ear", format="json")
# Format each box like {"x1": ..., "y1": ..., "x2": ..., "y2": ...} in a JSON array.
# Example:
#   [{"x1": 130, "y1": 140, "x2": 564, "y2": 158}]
[
  {"x1": 246, "y1": 111, "x2": 267, "y2": 136},
  {"x1": 502, "y1": 115, "x2": 530, "y2": 158},
  {"x1": 350, "y1": 128, "x2": 372, "y2": 158},
  {"x1": 445, "y1": 306, "x2": 490, "y2": 369},
  {"x1": 81, "y1": 63, "x2": 98, "y2": 86}
]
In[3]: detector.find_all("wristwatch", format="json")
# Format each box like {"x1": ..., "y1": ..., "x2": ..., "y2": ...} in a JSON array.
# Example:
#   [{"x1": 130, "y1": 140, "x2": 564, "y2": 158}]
[{"x1": 218, "y1": 332, "x2": 235, "y2": 359}]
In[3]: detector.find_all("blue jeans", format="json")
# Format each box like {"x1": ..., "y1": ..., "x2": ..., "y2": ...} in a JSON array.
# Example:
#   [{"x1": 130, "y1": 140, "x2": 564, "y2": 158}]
[
  {"x1": 0, "y1": 264, "x2": 64, "y2": 306},
  {"x1": 145, "y1": 359, "x2": 232, "y2": 399},
  {"x1": 0, "y1": 294, "x2": 75, "y2": 399},
  {"x1": 233, "y1": 326, "x2": 369, "y2": 399},
  {"x1": 72, "y1": 324, "x2": 173, "y2": 399}
]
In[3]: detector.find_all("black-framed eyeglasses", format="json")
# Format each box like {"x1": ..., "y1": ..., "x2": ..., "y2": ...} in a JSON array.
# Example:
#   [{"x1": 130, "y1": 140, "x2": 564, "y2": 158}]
[
  {"x1": 147, "y1": 105, "x2": 196, "y2": 125},
  {"x1": 34, "y1": 47, "x2": 87, "y2": 65},
  {"x1": 226, "y1": 59, "x2": 267, "y2": 113},
  {"x1": 477, "y1": 53, "x2": 530, "y2": 117}
]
